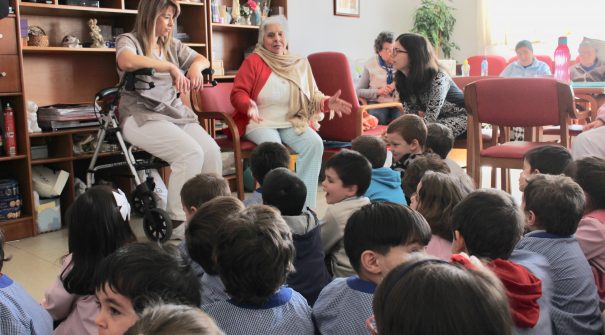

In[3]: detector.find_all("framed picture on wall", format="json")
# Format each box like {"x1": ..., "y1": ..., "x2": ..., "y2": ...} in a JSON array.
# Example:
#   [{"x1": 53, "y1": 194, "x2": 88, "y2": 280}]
[{"x1": 334, "y1": 0, "x2": 360, "y2": 17}]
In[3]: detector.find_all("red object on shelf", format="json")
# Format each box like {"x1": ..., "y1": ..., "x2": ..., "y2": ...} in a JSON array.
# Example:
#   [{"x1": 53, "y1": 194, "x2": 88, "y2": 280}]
[{"x1": 3, "y1": 103, "x2": 16, "y2": 157}]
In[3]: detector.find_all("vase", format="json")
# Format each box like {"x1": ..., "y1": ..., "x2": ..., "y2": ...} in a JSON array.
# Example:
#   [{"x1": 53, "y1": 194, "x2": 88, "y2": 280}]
[
  {"x1": 251, "y1": 8, "x2": 261, "y2": 26},
  {"x1": 245, "y1": 15, "x2": 251, "y2": 26}
]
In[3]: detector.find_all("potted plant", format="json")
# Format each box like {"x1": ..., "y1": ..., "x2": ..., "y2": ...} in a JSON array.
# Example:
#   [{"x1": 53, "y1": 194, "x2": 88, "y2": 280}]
[{"x1": 412, "y1": 0, "x2": 459, "y2": 59}]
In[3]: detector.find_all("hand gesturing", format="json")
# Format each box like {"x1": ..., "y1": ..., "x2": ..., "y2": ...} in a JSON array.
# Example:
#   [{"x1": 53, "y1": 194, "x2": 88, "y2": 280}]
[{"x1": 327, "y1": 90, "x2": 352, "y2": 118}]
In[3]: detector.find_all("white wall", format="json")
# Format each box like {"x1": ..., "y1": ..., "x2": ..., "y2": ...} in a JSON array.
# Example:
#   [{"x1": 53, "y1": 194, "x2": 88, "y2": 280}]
[{"x1": 287, "y1": 0, "x2": 480, "y2": 64}]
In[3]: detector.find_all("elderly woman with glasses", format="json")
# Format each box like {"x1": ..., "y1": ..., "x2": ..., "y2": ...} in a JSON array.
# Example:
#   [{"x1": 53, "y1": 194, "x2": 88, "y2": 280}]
[
  {"x1": 230, "y1": 15, "x2": 351, "y2": 209},
  {"x1": 355, "y1": 31, "x2": 401, "y2": 125},
  {"x1": 391, "y1": 33, "x2": 467, "y2": 138}
]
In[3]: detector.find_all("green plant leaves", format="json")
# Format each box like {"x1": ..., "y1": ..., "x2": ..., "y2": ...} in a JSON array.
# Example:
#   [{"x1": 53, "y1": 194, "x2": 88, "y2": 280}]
[{"x1": 412, "y1": 0, "x2": 459, "y2": 59}]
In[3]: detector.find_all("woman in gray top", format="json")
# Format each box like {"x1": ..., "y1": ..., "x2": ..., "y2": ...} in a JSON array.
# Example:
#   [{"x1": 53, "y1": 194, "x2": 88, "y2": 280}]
[{"x1": 115, "y1": 0, "x2": 221, "y2": 224}]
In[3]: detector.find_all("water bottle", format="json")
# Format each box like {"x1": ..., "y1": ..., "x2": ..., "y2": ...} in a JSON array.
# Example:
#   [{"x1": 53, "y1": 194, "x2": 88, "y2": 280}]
[
  {"x1": 462, "y1": 59, "x2": 471, "y2": 76},
  {"x1": 480, "y1": 56, "x2": 489, "y2": 76},
  {"x1": 554, "y1": 36, "x2": 571, "y2": 82},
  {"x1": 3, "y1": 103, "x2": 16, "y2": 157}
]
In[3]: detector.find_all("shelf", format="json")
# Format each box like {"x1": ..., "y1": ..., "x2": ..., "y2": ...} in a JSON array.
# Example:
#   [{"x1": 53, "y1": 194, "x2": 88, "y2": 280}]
[
  {"x1": 30, "y1": 127, "x2": 98, "y2": 138},
  {"x1": 179, "y1": 1, "x2": 204, "y2": 6},
  {"x1": 0, "y1": 154, "x2": 28, "y2": 163},
  {"x1": 31, "y1": 157, "x2": 72, "y2": 165},
  {"x1": 19, "y1": 2, "x2": 137, "y2": 17},
  {"x1": 0, "y1": 92, "x2": 23, "y2": 97},
  {"x1": 211, "y1": 23, "x2": 260, "y2": 31},
  {"x1": 184, "y1": 43, "x2": 206, "y2": 48},
  {"x1": 215, "y1": 74, "x2": 236, "y2": 79},
  {"x1": 22, "y1": 46, "x2": 116, "y2": 53},
  {"x1": 0, "y1": 215, "x2": 33, "y2": 226}
]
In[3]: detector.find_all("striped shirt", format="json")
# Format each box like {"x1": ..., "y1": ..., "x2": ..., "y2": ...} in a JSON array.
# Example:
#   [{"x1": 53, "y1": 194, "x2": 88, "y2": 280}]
[
  {"x1": 201, "y1": 274, "x2": 229, "y2": 305},
  {"x1": 313, "y1": 276, "x2": 376, "y2": 335},
  {"x1": 515, "y1": 230, "x2": 603, "y2": 334},
  {"x1": 202, "y1": 287, "x2": 313, "y2": 334},
  {"x1": 0, "y1": 275, "x2": 53, "y2": 335}
]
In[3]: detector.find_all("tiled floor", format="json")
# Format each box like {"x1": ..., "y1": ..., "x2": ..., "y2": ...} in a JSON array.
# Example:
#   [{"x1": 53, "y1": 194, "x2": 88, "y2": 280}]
[{"x1": 3, "y1": 150, "x2": 520, "y2": 303}]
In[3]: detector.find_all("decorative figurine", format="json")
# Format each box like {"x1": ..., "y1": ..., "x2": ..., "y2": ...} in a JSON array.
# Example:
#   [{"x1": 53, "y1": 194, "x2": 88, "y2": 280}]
[
  {"x1": 88, "y1": 18, "x2": 106, "y2": 48},
  {"x1": 26, "y1": 100, "x2": 42, "y2": 133},
  {"x1": 61, "y1": 35, "x2": 82, "y2": 48},
  {"x1": 231, "y1": 0, "x2": 240, "y2": 24}
]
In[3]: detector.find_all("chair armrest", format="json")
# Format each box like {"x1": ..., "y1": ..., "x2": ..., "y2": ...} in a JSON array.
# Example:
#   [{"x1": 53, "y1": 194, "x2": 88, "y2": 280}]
[{"x1": 360, "y1": 102, "x2": 405, "y2": 113}]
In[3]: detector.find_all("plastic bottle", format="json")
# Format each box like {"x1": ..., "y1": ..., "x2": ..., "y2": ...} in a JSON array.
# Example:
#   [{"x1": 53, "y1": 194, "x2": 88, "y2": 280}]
[
  {"x1": 554, "y1": 36, "x2": 571, "y2": 82},
  {"x1": 462, "y1": 59, "x2": 471, "y2": 76},
  {"x1": 211, "y1": 0, "x2": 220, "y2": 23},
  {"x1": 3, "y1": 103, "x2": 16, "y2": 157},
  {"x1": 480, "y1": 56, "x2": 489, "y2": 76}
]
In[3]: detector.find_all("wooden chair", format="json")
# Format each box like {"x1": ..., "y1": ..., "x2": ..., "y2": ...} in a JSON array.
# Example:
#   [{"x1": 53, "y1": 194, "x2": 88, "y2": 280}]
[
  {"x1": 190, "y1": 82, "x2": 256, "y2": 200},
  {"x1": 464, "y1": 78, "x2": 573, "y2": 192},
  {"x1": 467, "y1": 55, "x2": 508, "y2": 76},
  {"x1": 307, "y1": 52, "x2": 404, "y2": 158}
]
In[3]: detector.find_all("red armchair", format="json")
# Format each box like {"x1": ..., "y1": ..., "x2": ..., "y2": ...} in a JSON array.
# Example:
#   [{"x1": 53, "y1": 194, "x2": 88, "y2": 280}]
[
  {"x1": 467, "y1": 55, "x2": 508, "y2": 76},
  {"x1": 307, "y1": 52, "x2": 404, "y2": 157}
]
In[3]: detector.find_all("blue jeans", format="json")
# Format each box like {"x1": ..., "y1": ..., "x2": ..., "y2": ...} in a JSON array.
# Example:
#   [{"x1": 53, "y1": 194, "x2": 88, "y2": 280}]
[
  {"x1": 245, "y1": 127, "x2": 323, "y2": 209},
  {"x1": 367, "y1": 106, "x2": 402, "y2": 125}
]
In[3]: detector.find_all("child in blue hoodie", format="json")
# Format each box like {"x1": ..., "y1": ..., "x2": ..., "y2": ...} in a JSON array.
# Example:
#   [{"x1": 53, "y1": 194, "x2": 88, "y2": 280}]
[{"x1": 352, "y1": 135, "x2": 406, "y2": 205}]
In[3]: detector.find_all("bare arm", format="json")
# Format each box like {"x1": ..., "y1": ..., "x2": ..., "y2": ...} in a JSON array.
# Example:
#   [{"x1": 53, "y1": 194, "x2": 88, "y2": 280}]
[
  {"x1": 117, "y1": 49, "x2": 191, "y2": 93},
  {"x1": 187, "y1": 54, "x2": 210, "y2": 91}
]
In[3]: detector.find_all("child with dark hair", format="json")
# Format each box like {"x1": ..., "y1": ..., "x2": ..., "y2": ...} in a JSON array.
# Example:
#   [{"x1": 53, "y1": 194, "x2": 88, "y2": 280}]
[
  {"x1": 321, "y1": 150, "x2": 372, "y2": 277},
  {"x1": 402, "y1": 153, "x2": 450, "y2": 200},
  {"x1": 385, "y1": 114, "x2": 427, "y2": 186},
  {"x1": 43, "y1": 185, "x2": 135, "y2": 335},
  {"x1": 412, "y1": 171, "x2": 472, "y2": 260},
  {"x1": 314, "y1": 202, "x2": 431, "y2": 335},
  {"x1": 202, "y1": 206, "x2": 314, "y2": 334},
  {"x1": 516, "y1": 175, "x2": 602, "y2": 334},
  {"x1": 0, "y1": 229, "x2": 53, "y2": 334},
  {"x1": 186, "y1": 196, "x2": 244, "y2": 304},
  {"x1": 373, "y1": 254, "x2": 512, "y2": 335},
  {"x1": 425, "y1": 122, "x2": 464, "y2": 175},
  {"x1": 565, "y1": 156, "x2": 605, "y2": 306},
  {"x1": 94, "y1": 242, "x2": 202, "y2": 335},
  {"x1": 124, "y1": 303, "x2": 223, "y2": 335},
  {"x1": 519, "y1": 144, "x2": 572, "y2": 192},
  {"x1": 262, "y1": 167, "x2": 331, "y2": 305},
  {"x1": 352, "y1": 135, "x2": 406, "y2": 204},
  {"x1": 246, "y1": 142, "x2": 290, "y2": 207},
  {"x1": 452, "y1": 189, "x2": 552, "y2": 334},
  {"x1": 175, "y1": 173, "x2": 231, "y2": 240}
]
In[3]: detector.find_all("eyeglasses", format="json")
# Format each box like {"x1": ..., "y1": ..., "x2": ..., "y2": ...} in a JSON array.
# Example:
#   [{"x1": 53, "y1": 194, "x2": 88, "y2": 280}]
[{"x1": 392, "y1": 48, "x2": 408, "y2": 56}]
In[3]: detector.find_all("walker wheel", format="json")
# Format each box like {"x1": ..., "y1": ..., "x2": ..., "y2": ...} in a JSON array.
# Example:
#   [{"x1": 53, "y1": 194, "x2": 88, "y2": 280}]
[
  {"x1": 132, "y1": 188, "x2": 156, "y2": 215},
  {"x1": 143, "y1": 208, "x2": 172, "y2": 242}
]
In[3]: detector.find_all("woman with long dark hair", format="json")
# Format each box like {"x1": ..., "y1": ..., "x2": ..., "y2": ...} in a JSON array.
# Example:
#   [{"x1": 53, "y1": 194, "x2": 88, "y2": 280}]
[{"x1": 391, "y1": 33, "x2": 467, "y2": 138}]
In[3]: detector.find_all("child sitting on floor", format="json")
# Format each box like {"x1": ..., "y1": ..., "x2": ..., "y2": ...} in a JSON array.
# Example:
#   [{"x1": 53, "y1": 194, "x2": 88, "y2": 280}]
[
  {"x1": 452, "y1": 189, "x2": 552, "y2": 334},
  {"x1": 352, "y1": 135, "x2": 406, "y2": 204},
  {"x1": 94, "y1": 242, "x2": 202, "y2": 335},
  {"x1": 245, "y1": 142, "x2": 290, "y2": 207},
  {"x1": 321, "y1": 150, "x2": 372, "y2": 277},
  {"x1": 515, "y1": 175, "x2": 602, "y2": 334},
  {"x1": 187, "y1": 196, "x2": 244, "y2": 304},
  {"x1": 262, "y1": 167, "x2": 331, "y2": 305},
  {"x1": 314, "y1": 202, "x2": 431, "y2": 335},
  {"x1": 202, "y1": 205, "x2": 314, "y2": 334},
  {"x1": 518, "y1": 145, "x2": 572, "y2": 192}
]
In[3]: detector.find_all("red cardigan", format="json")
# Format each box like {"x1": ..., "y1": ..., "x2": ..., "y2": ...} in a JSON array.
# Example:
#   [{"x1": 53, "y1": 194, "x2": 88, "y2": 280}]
[{"x1": 229, "y1": 53, "x2": 329, "y2": 138}]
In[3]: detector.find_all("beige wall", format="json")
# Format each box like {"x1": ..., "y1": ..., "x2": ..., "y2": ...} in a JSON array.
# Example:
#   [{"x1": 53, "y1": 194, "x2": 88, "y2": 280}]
[{"x1": 287, "y1": 0, "x2": 481, "y2": 63}]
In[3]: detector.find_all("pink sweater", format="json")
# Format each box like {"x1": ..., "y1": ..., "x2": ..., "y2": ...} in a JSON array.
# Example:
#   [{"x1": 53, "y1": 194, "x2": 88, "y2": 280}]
[{"x1": 41, "y1": 254, "x2": 98, "y2": 335}]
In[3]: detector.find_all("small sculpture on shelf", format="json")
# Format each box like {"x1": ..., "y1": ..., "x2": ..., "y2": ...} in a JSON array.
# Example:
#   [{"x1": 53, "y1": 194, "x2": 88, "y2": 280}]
[
  {"x1": 26, "y1": 100, "x2": 42, "y2": 133},
  {"x1": 88, "y1": 18, "x2": 106, "y2": 48},
  {"x1": 231, "y1": 0, "x2": 240, "y2": 24},
  {"x1": 61, "y1": 35, "x2": 82, "y2": 48}
]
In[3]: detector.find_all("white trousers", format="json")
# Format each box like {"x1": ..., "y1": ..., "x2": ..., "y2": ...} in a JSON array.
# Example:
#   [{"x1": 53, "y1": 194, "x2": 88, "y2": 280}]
[
  {"x1": 572, "y1": 126, "x2": 605, "y2": 160},
  {"x1": 122, "y1": 117, "x2": 222, "y2": 221}
]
